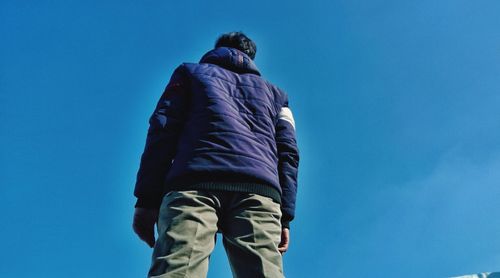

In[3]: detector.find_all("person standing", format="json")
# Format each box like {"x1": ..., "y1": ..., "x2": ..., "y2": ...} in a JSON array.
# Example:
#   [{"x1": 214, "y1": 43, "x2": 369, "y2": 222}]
[{"x1": 133, "y1": 32, "x2": 299, "y2": 278}]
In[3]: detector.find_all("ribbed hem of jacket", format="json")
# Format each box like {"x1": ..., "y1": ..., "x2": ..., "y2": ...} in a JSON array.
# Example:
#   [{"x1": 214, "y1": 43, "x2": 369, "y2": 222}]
[
  {"x1": 168, "y1": 182, "x2": 281, "y2": 204},
  {"x1": 135, "y1": 182, "x2": 281, "y2": 207}
]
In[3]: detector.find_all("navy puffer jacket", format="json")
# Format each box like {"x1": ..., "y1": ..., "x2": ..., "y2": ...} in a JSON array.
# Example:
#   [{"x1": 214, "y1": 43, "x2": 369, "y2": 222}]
[{"x1": 134, "y1": 47, "x2": 299, "y2": 227}]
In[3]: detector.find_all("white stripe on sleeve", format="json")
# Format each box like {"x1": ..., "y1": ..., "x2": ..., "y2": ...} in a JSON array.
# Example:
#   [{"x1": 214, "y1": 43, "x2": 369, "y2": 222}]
[{"x1": 278, "y1": 107, "x2": 296, "y2": 130}]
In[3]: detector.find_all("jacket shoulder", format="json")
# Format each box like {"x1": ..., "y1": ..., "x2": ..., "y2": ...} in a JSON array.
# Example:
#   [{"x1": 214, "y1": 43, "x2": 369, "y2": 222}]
[{"x1": 261, "y1": 79, "x2": 289, "y2": 107}]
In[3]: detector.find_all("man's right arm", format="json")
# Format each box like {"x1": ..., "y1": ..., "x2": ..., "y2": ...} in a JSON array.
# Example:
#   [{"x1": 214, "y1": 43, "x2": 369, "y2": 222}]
[{"x1": 275, "y1": 94, "x2": 300, "y2": 229}]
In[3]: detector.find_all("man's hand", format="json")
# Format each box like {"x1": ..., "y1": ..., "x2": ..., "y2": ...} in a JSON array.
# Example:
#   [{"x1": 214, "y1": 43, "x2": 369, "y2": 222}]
[
  {"x1": 278, "y1": 227, "x2": 290, "y2": 254},
  {"x1": 133, "y1": 208, "x2": 159, "y2": 248}
]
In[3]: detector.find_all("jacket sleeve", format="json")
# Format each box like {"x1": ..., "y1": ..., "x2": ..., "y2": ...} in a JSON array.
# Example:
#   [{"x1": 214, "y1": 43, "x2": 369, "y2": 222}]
[
  {"x1": 275, "y1": 94, "x2": 299, "y2": 229},
  {"x1": 134, "y1": 65, "x2": 189, "y2": 209}
]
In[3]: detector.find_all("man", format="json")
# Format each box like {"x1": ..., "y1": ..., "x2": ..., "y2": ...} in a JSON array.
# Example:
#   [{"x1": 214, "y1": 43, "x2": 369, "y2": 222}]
[{"x1": 133, "y1": 32, "x2": 299, "y2": 278}]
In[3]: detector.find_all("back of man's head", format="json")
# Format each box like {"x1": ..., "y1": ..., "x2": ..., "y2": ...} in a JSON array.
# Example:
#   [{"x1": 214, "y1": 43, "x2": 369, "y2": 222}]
[{"x1": 215, "y1": 32, "x2": 257, "y2": 60}]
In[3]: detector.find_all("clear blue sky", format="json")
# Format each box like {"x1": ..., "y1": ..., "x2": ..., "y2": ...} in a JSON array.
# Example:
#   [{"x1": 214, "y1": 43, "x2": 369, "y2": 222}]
[{"x1": 1, "y1": 1, "x2": 500, "y2": 277}]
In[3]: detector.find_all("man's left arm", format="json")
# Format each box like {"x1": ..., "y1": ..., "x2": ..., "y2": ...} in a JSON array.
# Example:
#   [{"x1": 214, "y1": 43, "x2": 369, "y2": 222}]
[
  {"x1": 134, "y1": 65, "x2": 189, "y2": 209},
  {"x1": 133, "y1": 65, "x2": 189, "y2": 247}
]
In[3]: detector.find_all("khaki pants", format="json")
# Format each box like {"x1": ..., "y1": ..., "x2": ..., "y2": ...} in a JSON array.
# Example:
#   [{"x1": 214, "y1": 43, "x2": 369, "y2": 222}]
[{"x1": 148, "y1": 190, "x2": 284, "y2": 278}]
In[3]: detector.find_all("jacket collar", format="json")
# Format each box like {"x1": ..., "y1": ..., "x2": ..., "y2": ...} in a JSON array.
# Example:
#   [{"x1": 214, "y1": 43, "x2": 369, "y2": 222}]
[{"x1": 199, "y1": 47, "x2": 261, "y2": 76}]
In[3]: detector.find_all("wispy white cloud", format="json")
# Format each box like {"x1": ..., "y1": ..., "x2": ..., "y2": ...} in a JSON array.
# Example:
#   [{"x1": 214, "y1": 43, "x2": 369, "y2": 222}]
[{"x1": 353, "y1": 146, "x2": 500, "y2": 276}]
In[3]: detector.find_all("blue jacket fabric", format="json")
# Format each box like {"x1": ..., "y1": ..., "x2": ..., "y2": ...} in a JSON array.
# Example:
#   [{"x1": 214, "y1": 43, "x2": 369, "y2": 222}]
[{"x1": 134, "y1": 47, "x2": 299, "y2": 227}]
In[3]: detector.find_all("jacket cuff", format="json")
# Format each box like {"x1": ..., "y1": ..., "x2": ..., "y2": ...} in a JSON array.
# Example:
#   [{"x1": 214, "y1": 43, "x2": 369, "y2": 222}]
[
  {"x1": 135, "y1": 196, "x2": 163, "y2": 209},
  {"x1": 281, "y1": 219, "x2": 291, "y2": 229},
  {"x1": 281, "y1": 212, "x2": 292, "y2": 229}
]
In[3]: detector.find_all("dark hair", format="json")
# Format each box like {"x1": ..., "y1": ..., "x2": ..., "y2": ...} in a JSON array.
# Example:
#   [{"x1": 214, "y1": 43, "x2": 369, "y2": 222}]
[{"x1": 215, "y1": 32, "x2": 257, "y2": 60}]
